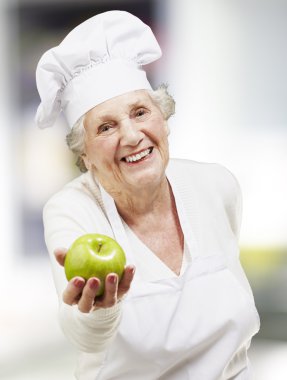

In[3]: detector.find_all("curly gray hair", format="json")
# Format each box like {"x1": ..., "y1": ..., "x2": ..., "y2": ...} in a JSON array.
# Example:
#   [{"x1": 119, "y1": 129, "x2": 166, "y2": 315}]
[{"x1": 66, "y1": 84, "x2": 175, "y2": 172}]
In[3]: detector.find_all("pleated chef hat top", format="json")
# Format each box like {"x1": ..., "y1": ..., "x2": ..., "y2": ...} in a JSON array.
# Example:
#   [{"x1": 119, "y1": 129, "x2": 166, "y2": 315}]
[{"x1": 35, "y1": 10, "x2": 162, "y2": 129}]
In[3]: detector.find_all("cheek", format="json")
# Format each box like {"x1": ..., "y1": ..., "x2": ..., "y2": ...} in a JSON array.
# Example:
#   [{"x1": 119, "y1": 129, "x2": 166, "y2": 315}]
[
  {"x1": 151, "y1": 119, "x2": 169, "y2": 157},
  {"x1": 85, "y1": 141, "x2": 98, "y2": 165},
  {"x1": 85, "y1": 138, "x2": 118, "y2": 167},
  {"x1": 146, "y1": 115, "x2": 169, "y2": 140},
  {"x1": 153, "y1": 126, "x2": 169, "y2": 150}
]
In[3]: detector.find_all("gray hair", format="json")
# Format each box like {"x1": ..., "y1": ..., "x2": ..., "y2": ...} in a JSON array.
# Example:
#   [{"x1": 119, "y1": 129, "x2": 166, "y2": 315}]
[{"x1": 66, "y1": 84, "x2": 175, "y2": 173}]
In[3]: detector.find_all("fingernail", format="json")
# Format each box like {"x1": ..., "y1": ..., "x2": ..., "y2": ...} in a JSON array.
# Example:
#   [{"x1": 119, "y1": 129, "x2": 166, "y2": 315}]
[
  {"x1": 73, "y1": 278, "x2": 84, "y2": 288},
  {"x1": 109, "y1": 274, "x2": 117, "y2": 284},
  {"x1": 89, "y1": 278, "x2": 99, "y2": 289},
  {"x1": 57, "y1": 247, "x2": 67, "y2": 252}
]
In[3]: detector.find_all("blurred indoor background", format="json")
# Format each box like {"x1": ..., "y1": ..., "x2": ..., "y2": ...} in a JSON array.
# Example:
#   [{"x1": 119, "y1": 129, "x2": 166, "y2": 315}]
[{"x1": 0, "y1": 0, "x2": 286, "y2": 379}]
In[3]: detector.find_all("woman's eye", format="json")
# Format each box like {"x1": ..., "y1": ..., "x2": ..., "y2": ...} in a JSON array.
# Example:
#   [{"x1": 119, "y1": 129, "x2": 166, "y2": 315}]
[
  {"x1": 135, "y1": 108, "x2": 149, "y2": 119},
  {"x1": 98, "y1": 124, "x2": 112, "y2": 134},
  {"x1": 136, "y1": 109, "x2": 145, "y2": 117}
]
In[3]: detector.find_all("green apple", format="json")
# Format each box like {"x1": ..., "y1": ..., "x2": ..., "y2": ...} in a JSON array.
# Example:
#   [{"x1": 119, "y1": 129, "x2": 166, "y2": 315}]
[{"x1": 64, "y1": 233, "x2": 126, "y2": 296}]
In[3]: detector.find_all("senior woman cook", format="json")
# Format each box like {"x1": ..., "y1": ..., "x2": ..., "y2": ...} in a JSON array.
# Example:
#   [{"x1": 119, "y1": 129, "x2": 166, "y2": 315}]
[{"x1": 36, "y1": 10, "x2": 260, "y2": 380}]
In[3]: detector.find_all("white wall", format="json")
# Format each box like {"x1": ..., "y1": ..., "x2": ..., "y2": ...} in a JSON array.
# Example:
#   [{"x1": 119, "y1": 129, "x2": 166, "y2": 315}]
[{"x1": 165, "y1": 0, "x2": 287, "y2": 246}]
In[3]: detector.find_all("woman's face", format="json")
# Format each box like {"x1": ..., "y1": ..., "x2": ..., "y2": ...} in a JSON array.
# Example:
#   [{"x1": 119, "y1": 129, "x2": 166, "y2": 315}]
[{"x1": 82, "y1": 90, "x2": 169, "y2": 195}]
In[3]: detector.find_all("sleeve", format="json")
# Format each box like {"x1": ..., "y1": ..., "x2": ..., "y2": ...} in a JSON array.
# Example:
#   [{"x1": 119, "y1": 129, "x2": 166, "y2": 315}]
[
  {"x1": 43, "y1": 188, "x2": 122, "y2": 353},
  {"x1": 219, "y1": 165, "x2": 243, "y2": 242},
  {"x1": 218, "y1": 166, "x2": 255, "y2": 297}
]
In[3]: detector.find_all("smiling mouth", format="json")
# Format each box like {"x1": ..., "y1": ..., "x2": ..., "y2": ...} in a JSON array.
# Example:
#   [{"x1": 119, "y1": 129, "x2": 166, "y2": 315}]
[{"x1": 121, "y1": 147, "x2": 153, "y2": 163}]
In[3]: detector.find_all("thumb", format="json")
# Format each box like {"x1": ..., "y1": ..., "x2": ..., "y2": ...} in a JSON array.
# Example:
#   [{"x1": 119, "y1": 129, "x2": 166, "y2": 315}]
[{"x1": 54, "y1": 248, "x2": 68, "y2": 266}]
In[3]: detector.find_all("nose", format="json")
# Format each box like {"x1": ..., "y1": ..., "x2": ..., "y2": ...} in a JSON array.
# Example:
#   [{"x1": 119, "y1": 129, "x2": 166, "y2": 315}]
[{"x1": 119, "y1": 119, "x2": 144, "y2": 147}]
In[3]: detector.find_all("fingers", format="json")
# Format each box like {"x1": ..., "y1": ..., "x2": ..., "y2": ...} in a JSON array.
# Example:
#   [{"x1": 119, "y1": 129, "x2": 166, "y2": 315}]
[
  {"x1": 117, "y1": 266, "x2": 135, "y2": 299},
  {"x1": 54, "y1": 248, "x2": 68, "y2": 266},
  {"x1": 94, "y1": 266, "x2": 135, "y2": 309},
  {"x1": 77, "y1": 278, "x2": 101, "y2": 313},
  {"x1": 61, "y1": 266, "x2": 136, "y2": 313},
  {"x1": 63, "y1": 276, "x2": 85, "y2": 305},
  {"x1": 94, "y1": 273, "x2": 119, "y2": 309}
]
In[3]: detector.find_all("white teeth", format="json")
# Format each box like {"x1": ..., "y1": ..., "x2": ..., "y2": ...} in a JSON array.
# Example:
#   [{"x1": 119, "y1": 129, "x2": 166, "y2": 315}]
[{"x1": 125, "y1": 148, "x2": 151, "y2": 163}]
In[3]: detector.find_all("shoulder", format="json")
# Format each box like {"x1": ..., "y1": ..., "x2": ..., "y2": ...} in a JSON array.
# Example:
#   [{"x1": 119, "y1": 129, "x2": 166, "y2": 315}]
[
  {"x1": 43, "y1": 171, "x2": 108, "y2": 234},
  {"x1": 168, "y1": 158, "x2": 242, "y2": 239},
  {"x1": 168, "y1": 158, "x2": 241, "y2": 199},
  {"x1": 42, "y1": 172, "x2": 113, "y2": 253},
  {"x1": 44, "y1": 171, "x2": 103, "y2": 213}
]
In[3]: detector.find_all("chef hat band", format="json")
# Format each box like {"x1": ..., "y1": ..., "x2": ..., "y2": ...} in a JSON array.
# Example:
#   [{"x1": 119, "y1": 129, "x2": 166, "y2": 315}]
[
  {"x1": 35, "y1": 11, "x2": 162, "y2": 129},
  {"x1": 62, "y1": 60, "x2": 152, "y2": 128}
]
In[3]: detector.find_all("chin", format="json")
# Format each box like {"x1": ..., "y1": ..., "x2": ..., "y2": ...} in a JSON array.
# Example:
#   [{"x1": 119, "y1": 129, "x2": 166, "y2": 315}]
[
  {"x1": 127, "y1": 166, "x2": 166, "y2": 190},
  {"x1": 120, "y1": 148, "x2": 169, "y2": 189}
]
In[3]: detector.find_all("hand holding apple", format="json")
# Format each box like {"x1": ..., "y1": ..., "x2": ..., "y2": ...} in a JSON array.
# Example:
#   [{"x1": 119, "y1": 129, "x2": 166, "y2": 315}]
[
  {"x1": 64, "y1": 233, "x2": 127, "y2": 296},
  {"x1": 54, "y1": 235, "x2": 135, "y2": 313}
]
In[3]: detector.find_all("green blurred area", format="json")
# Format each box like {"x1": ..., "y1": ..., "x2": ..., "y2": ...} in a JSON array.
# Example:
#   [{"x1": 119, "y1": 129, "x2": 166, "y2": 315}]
[
  {"x1": 240, "y1": 246, "x2": 287, "y2": 341},
  {"x1": 240, "y1": 246, "x2": 287, "y2": 283}
]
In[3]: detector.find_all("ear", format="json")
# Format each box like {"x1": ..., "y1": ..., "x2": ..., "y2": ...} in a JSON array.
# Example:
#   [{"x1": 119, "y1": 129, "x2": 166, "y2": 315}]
[{"x1": 81, "y1": 153, "x2": 92, "y2": 171}]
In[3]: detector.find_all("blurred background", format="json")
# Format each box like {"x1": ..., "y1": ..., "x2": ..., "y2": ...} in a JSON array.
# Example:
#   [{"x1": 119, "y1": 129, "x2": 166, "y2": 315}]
[{"x1": 0, "y1": 0, "x2": 286, "y2": 379}]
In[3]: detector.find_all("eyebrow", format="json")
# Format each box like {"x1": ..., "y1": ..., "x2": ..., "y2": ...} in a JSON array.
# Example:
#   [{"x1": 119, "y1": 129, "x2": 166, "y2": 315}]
[
  {"x1": 127, "y1": 99, "x2": 147, "y2": 108},
  {"x1": 94, "y1": 98, "x2": 150, "y2": 122}
]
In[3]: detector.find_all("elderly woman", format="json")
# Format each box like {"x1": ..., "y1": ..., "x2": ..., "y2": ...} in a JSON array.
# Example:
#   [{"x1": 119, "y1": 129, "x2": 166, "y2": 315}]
[{"x1": 36, "y1": 10, "x2": 259, "y2": 380}]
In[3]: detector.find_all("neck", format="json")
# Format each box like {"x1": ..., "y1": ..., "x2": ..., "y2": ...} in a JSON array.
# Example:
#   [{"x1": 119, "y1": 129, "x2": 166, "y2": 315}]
[{"x1": 112, "y1": 177, "x2": 171, "y2": 223}]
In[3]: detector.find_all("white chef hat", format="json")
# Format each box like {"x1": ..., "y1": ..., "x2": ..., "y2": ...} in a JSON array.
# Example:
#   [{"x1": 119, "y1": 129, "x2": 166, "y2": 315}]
[{"x1": 35, "y1": 10, "x2": 162, "y2": 129}]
